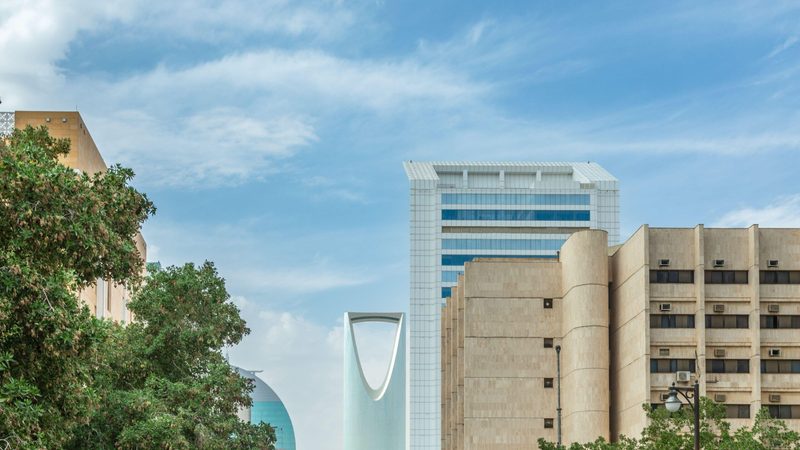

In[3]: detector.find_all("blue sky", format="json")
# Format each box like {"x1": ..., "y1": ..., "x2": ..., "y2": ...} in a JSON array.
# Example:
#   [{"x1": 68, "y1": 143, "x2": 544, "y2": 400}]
[{"x1": 3, "y1": 1, "x2": 800, "y2": 448}]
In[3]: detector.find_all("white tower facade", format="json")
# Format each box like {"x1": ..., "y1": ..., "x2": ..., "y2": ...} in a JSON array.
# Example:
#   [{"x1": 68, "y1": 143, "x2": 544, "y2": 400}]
[
  {"x1": 344, "y1": 312, "x2": 406, "y2": 450},
  {"x1": 404, "y1": 162, "x2": 620, "y2": 450}
]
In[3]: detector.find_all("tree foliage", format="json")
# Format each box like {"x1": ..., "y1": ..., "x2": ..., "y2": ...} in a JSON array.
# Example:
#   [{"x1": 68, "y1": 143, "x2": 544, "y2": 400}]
[
  {"x1": 538, "y1": 400, "x2": 800, "y2": 450},
  {"x1": 0, "y1": 126, "x2": 155, "y2": 448},
  {"x1": 76, "y1": 262, "x2": 276, "y2": 449},
  {"x1": 0, "y1": 126, "x2": 274, "y2": 449}
]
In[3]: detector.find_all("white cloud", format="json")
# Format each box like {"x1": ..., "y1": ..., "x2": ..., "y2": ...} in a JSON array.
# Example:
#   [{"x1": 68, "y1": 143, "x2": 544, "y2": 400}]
[
  {"x1": 135, "y1": 0, "x2": 356, "y2": 42},
  {"x1": 714, "y1": 194, "x2": 800, "y2": 228},
  {"x1": 350, "y1": 321, "x2": 400, "y2": 390},
  {"x1": 767, "y1": 35, "x2": 800, "y2": 59},
  {"x1": 64, "y1": 48, "x2": 484, "y2": 188},
  {"x1": 0, "y1": 0, "x2": 137, "y2": 105},
  {"x1": 228, "y1": 305, "x2": 344, "y2": 450},
  {"x1": 228, "y1": 267, "x2": 374, "y2": 294},
  {"x1": 88, "y1": 108, "x2": 317, "y2": 187}
]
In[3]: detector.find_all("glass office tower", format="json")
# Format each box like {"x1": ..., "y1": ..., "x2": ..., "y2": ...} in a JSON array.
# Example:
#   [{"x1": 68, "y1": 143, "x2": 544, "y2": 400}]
[
  {"x1": 235, "y1": 367, "x2": 297, "y2": 450},
  {"x1": 404, "y1": 162, "x2": 619, "y2": 450}
]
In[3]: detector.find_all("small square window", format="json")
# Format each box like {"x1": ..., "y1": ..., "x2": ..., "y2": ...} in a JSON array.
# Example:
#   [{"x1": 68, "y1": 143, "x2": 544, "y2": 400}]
[
  {"x1": 543, "y1": 298, "x2": 553, "y2": 309},
  {"x1": 544, "y1": 338, "x2": 554, "y2": 348},
  {"x1": 544, "y1": 418, "x2": 554, "y2": 429},
  {"x1": 544, "y1": 378, "x2": 554, "y2": 388}
]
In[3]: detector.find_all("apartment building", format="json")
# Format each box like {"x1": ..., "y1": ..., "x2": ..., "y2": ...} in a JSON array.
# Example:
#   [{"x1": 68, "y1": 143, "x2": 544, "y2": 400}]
[
  {"x1": 441, "y1": 226, "x2": 800, "y2": 449},
  {"x1": 612, "y1": 225, "x2": 800, "y2": 438},
  {"x1": 2, "y1": 110, "x2": 147, "y2": 323},
  {"x1": 405, "y1": 161, "x2": 619, "y2": 450}
]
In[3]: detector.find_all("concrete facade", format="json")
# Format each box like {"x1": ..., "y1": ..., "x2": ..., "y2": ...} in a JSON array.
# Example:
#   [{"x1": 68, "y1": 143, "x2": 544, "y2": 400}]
[
  {"x1": 406, "y1": 162, "x2": 619, "y2": 450},
  {"x1": 442, "y1": 226, "x2": 800, "y2": 448},
  {"x1": 442, "y1": 229, "x2": 610, "y2": 449},
  {"x1": 610, "y1": 225, "x2": 800, "y2": 438},
  {"x1": 7, "y1": 111, "x2": 147, "y2": 323}
]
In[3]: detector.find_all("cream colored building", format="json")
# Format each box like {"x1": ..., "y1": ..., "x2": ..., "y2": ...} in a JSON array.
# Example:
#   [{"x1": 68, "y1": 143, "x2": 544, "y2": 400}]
[
  {"x1": 442, "y1": 226, "x2": 800, "y2": 449},
  {"x1": 7, "y1": 111, "x2": 147, "y2": 323}
]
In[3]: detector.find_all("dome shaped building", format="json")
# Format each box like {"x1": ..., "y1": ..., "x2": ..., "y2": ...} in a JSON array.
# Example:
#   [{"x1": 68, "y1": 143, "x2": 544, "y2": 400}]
[{"x1": 235, "y1": 367, "x2": 296, "y2": 450}]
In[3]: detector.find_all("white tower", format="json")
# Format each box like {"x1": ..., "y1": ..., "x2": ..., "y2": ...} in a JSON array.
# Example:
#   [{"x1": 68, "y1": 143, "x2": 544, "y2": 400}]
[{"x1": 343, "y1": 312, "x2": 406, "y2": 450}]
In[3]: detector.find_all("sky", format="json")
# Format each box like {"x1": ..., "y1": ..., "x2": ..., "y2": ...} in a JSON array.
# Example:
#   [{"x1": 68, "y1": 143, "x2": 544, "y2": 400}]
[{"x1": 3, "y1": 1, "x2": 800, "y2": 448}]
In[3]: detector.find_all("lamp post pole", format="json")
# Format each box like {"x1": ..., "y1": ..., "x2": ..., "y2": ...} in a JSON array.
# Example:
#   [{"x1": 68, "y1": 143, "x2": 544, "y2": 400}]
[
  {"x1": 693, "y1": 381, "x2": 699, "y2": 450},
  {"x1": 555, "y1": 345, "x2": 562, "y2": 449},
  {"x1": 665, "y1": 381, "x2": 700, "y2": 450}
]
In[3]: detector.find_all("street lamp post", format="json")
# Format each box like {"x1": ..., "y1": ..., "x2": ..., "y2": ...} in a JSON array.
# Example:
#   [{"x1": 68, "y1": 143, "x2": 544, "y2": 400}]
[
  {"x1": 555, "y1": 345, "x2": 562, "y2": 449},
  {"x1": 664, "y1": 381, "x2": 700, "y2": 450}
]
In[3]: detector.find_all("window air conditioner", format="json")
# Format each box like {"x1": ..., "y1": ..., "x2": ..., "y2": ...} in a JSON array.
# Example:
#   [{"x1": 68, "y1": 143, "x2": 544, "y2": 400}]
[
  {"x1": 659, "y1": 303, "x2": 672, "y2": 312},
  {"x1": 769, "y1": 394, "x2": 781, "y2": 403},
  {"x1": 769, "y1": 348, "x2": 781, "y2": 357},
  {"x1": 714, "y1": 259, "x2": 725, "y2": 268},
  {"x1": 714, "y1": 394, "x2": 727, "y2": 403},
  {"x1": 658, "y1": 259, "x2": 671, "y2": 267},
  {"x1": 659, "y1": 348, "x2": 670, "y2": 356},
  {"x1": 713, "y1": 304, "x2": 725, "y2": 313},
  {"x1": 768, "y1": 304, "x2": 780, "y2": 313},
  {"x1": 676, "y1": 371, "x2": 692, "y2": 382},
  {"x1": 714, "y1": 348, "x2": 726, "y2": 358},
  {"x1": 768, "y1": 260, "x2": 779, "y2": 268}
]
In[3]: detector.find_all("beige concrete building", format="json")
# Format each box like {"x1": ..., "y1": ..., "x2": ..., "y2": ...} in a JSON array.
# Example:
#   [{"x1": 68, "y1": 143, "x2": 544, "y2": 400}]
[
  {"x1": 442, "y1": 229, "x2": 610, "y2": 449},
  {"x1": 611, "y1": 225, "x2": 800, "y2": 439},
  {"x1": 442, "y1": 226, "x2": 800, "y2": 449},
  {"x1": 6, "y1": 111, "x2": 147, "y2": 323}
]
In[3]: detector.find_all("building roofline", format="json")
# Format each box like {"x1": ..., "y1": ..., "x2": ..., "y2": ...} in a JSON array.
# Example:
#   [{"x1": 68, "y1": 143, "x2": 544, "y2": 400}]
[{"x1": 403, "y1": 161, "x2": 618, "y2": 183}]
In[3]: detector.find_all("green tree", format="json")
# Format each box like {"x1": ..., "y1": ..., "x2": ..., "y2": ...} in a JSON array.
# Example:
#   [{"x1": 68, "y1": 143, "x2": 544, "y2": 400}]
[
  {"x1": 0, "y1": 126, "x2": 155, "y2": 448},
  {"x1": 538, "y1": 400, "x2": 800, "y2": 450},
  {"x1": 77, "y1": 262, "x2": 276, "y2": 449}
]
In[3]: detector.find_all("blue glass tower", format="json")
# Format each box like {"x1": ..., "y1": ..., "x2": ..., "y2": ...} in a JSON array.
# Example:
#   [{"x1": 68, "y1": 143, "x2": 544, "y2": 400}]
[{"x1": 235, "y1": 367, "x2": 296, "y2": 450}]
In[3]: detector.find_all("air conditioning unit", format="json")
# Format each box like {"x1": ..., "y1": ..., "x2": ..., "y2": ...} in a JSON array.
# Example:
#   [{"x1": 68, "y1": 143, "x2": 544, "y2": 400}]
[
  {"x1": 714, "y1": 259, "x2": 725, "y2": 268},
  {"x1": 769, "y1": 394, "x2": 781, "y2": 403},
  {"x1": 676, "y1": 371, "x2": 692, "y2": 382},
  {"x1": 660, "y1": 392, "x2": 671, "y2": 401},
  {"x1": 658, "y1": 259, "x2": 671, "y2": 267},
  {"x1": 714, "y1": 394, "x2": 727, "y2": 403},
  {"x1": 713, "y1": 304, "x2": 726, "y2": 313},
  {"x1": 768, "y1": 260, "x2": 779, "y2": 268},
  {"x1": 769, "y1": 348, "x2": 781, "y2": 357},
  {"x1": 659, "y1": 303, "x2": 672, "y2": 312},
  {"x1": 659, "y1": 348, "x2": 670, "y2": 356},
  {"x1": 714, "y1": 348, "x2": 726, "y2": 357},
  {"x1": 768, "y1": 304, "x2": 780, "y2": 313}
]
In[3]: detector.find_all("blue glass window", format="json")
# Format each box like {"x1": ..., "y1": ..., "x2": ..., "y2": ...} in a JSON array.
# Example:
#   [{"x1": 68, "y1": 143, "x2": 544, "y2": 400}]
[
  {"x1": 442, "y1": 287, "x2": 452, "y2": 298},
  {"x1": 442, "y1": 254, "x2": 557, "y2": 266},
  {"x1": 442, "y1": 271, "x2": 461, "y2": 282},
  {"x1": 442, "y1": 239, "x2": 566, "y2": 251},
  {"x1": 441, "y1": 193, "x2": 590, "y2": 205},
  {"x1": 441, "y1": 209, "x2": 590, "y2": 221}
]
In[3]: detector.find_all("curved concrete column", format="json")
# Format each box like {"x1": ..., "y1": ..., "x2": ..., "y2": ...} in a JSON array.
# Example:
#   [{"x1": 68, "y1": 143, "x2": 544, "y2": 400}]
[
  {"x1": 343, "y1": 313, "x2": 406, "y2": 450},
  {"x1": 559, "y1": 230, "x2": 610, "y2": 444}
]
